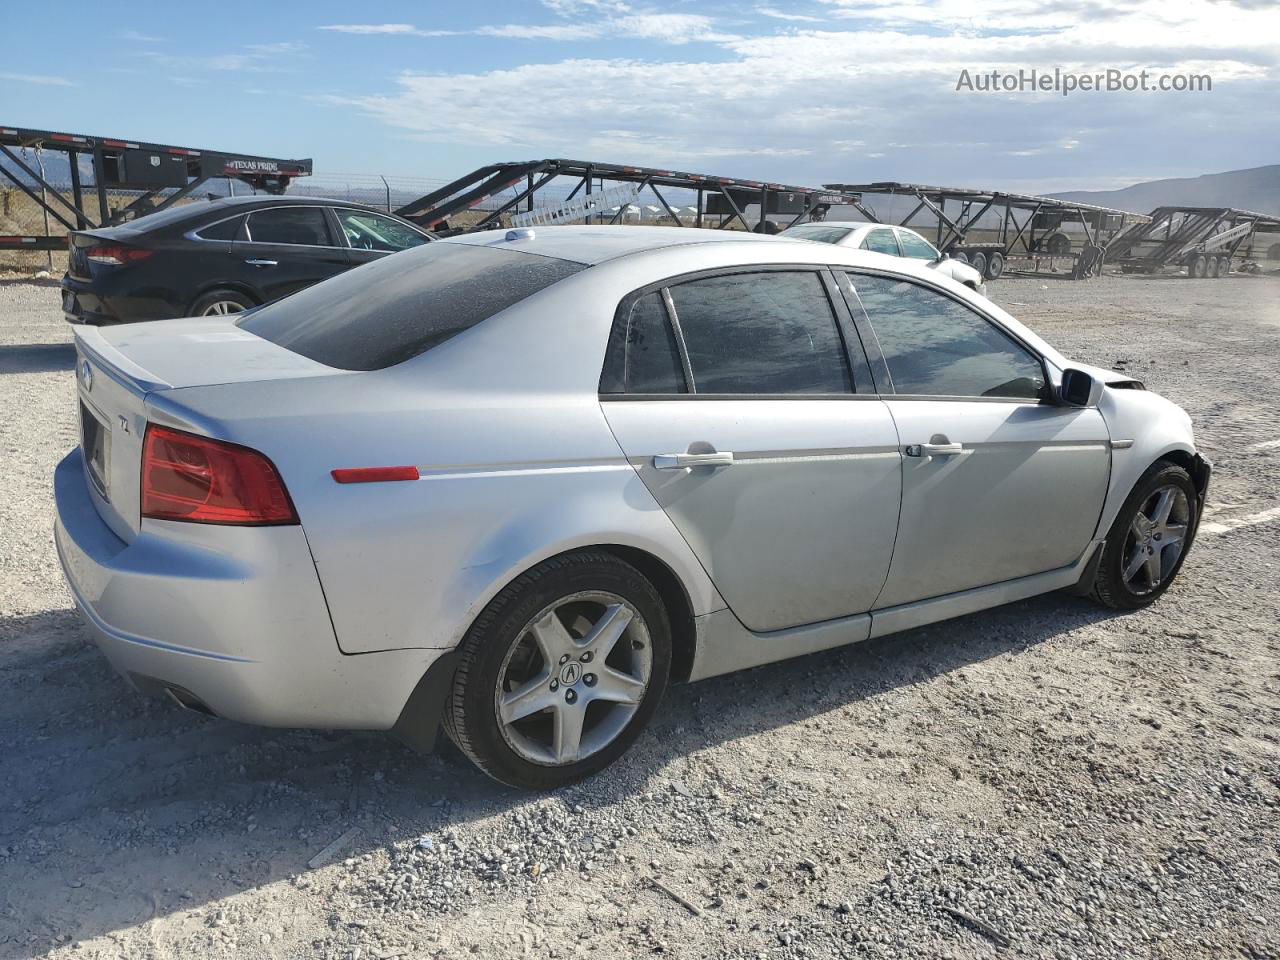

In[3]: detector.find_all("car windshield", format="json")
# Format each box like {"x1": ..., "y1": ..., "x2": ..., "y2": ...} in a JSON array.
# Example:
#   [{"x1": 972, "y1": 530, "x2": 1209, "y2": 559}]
[
  {"x1": 780, "y1": 224, "x2": 854, "y2": 244},
  {"x1": 238, "y1": 241, "x2": 586, "y2": 370}
]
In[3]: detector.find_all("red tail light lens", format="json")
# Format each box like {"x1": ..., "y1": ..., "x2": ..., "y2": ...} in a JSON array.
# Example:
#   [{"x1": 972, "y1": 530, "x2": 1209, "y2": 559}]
[
  {"x1": 85, "y1": 245, "x2": 153, "y2": 265},
  {"x1": 141, "y1": 425, "x2": 298, "y2": 525}
]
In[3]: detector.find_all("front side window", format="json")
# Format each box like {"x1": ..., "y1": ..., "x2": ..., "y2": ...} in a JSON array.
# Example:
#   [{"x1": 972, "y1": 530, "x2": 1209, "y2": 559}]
[
  {"x1": 667, "y1": 271, "x2": 852, "y2": 394},
  {"x1": 240, "y1": 242, "x2": 585, "y2": 370},
  {"x1": 850, "y1": 273, "x2": 1045, "y2": 400},
  {"x1": 897, "y1": 230, "x2": 939, "y2": 260},
  {"x1": 860, "y1": 229, "x2": 900, "y2": 256},
  {"x1": 247, "y1": 207, "x2": 333, "y2": 247},
  {"x1": 336, "y1": 210, "x2": 430, "y2": 252}
]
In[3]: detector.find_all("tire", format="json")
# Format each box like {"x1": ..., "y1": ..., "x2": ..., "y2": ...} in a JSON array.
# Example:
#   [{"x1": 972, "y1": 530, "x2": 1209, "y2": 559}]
[
  {"x1": 984, "y1": 251, "x2": 1005, "y2": 280},
  {"x1": 1218, "y1": 258, "x2": 1230, "y2": 277},
  {"x1": 1188, "y1": 255, "x2": 1207, "y2": 279},
  {"x1": 442, "y1": 551, "x2": 672, "y2": 789},
  {"x1": 951, "y1": 251, "x2": 969, "y2": 265},
  {"x1": 1267, "y1": 243, "x2": 1280, "y2": 261},
  {"x1": 1206, "y1": 256, "x2": 1220, "y2": 279},
  {"x1": 968, "y1": 252, "x2": 988, "y2": 278},
  {"x1": 189, "y1": 289, "x2": 255, "y2": 317},
  {"x1": 1090, "y1": 461, "x2": 1199, "y2": 611},
  {"x1": 1046, "y1": 233, "x2": 1071, "y2": 256}
]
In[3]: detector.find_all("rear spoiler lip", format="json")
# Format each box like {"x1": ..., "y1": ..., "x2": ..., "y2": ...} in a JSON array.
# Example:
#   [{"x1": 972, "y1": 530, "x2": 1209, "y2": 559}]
[{"x1": 74, "y1": 327, "x2": 172, "y2": 396}]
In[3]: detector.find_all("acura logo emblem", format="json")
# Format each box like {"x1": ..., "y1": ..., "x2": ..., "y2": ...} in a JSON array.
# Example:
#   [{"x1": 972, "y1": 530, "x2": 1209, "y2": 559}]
[
  {"x1": 79, "y1": 359, "x2": 93, "y2": 391},
  {"x1": 560, "y1": 661, "x2": 583, "y2": 686}
]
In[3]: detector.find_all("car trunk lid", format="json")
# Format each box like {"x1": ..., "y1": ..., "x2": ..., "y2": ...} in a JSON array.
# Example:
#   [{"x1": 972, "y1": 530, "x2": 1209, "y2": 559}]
[{"x1": 73, "y1": 319, "x2": 344, "y2": 541}]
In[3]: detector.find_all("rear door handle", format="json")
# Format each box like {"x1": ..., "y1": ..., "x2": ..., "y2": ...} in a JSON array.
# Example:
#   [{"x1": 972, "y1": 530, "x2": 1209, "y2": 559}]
[
  {"x1": 653, "y1": 451, "x2": 735, "y2": 469},
  {"x1": 244, "y1": 258, "x2": 277, "y2": 267},
  {"x1": 906, "y1": 442, "x2": 965, "y2": 457}
]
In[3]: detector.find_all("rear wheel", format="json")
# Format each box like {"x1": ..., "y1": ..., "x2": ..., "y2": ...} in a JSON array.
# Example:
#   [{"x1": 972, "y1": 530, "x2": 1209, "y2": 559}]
[
  {"x1": 1091, "y1": 462, "x2": 1198, "y2": 610},
  {"x1": 443, "y1": 551, "x2": 671, "y2": 789},
  {"x1": 985, "y1": 251, "x2": 1005, "y2": 280},
  {"x1": 1206, "y1": 256, "x2": 1220, "y2": 278},
  {"x1": 951, "y1": 251, "x2": 969, "y2": 265},
  {"x1": 1188, "y1": 255, "x2": 1207, "y2": 279},
  {"x1": 968, "y1": 251, "x2": 988, "y2": 278},
  {"x1": 189, "y1": 289, "x2": 255, "y2": 317}
]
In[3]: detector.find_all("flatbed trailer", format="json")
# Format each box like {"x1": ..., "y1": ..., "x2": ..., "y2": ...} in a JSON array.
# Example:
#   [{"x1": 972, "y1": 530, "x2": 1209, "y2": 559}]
[
  {"x1": 822, "y1": 181, "x2": 1147, "y2": 281},
  {"x1": 1105, "y1": 206, "x2": 1280, "y2": 278},
  {"x1": 0, "y1": 124, "x2": 311, "y2": 252},
  {"x1": 393, "y1": 158, "x2": 864, "y2": 234}
]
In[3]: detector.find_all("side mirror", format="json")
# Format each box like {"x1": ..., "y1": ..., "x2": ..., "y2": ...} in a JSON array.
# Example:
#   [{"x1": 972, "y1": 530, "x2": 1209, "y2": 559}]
[
  {"x1": 1059, "y1": 368, "x2": 1102, "y2": 407},
  {"x1": 936, "y1": 252, "x2": 950, "y2": 262}
]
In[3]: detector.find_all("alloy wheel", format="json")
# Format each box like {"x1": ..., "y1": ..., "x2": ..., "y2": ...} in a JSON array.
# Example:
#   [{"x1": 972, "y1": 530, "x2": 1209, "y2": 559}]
[
  {"x1": 494, "y1": 591, "x2": 651, "y2": 766},
  {"x1": 1121, "y1": 484, "x2": 1191, "y2": 595},
  {"x1": 202, "y1": 300, "x2": 245, "y2": 316}
]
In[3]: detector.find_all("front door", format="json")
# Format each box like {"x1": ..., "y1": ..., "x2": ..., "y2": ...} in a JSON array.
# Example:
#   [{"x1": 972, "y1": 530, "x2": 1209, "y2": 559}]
[
  {"x1": 844, "y1": 271, "x2": 1112, "y2": 608},
  {"x1": 600, "y1": 268, "x2": 903, "y2": 633},
  {"x1": 331, "y1": 207, "x2": 432, "y2": 267}
]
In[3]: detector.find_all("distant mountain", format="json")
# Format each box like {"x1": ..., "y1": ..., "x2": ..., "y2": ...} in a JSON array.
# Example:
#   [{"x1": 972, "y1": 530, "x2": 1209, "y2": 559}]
[{"x1": 1052, "y1": 165, "x2": 1280, "y2": 216}]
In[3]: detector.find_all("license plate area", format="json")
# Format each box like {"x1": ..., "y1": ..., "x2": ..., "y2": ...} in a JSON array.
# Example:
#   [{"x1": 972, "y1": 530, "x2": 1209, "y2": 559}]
[{"x1": 80, "y1": 399, "x2": 110, "y2": 499}]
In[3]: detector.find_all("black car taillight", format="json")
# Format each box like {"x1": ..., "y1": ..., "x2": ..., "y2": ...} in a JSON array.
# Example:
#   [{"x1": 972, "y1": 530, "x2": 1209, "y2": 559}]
[{"x1": 85, "y1": 244, "x2": 154, "y2": 266}]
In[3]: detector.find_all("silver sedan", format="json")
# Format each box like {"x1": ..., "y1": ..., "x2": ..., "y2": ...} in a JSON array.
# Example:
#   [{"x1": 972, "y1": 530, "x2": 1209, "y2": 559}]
[{"x1": 55, "y1": 226, "x2": 1209, "y2": 788}]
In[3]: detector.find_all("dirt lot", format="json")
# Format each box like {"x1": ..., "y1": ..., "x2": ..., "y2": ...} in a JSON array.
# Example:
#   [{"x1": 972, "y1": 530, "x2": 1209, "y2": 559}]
[{"x1": 1, "y1": 269, "x2": 1278, "y2": 960}]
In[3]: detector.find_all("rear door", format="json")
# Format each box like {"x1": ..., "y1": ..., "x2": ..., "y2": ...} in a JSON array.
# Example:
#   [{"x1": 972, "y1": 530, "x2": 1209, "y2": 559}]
[
  {"x1": 231, "y1": 205, "x2": 352, "y2": 302},
  {"x1": 600, "y1": 267, "x2": 902, "y2": 633},
  {"x1": 331, "y1": 208, "x2": 432, "y2": 267},
  {"x1": 843, "y1": 271, "x2": 1111, "y2": 608}
]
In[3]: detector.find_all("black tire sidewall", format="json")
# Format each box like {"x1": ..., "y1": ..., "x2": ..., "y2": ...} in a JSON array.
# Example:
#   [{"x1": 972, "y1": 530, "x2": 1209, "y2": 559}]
[
  {"x1": 1096, "y1": 463, "x2": 1199, "y2": 610},
  {"x1": 449, "y1": 554, "x2": 672, "y2": 789}
]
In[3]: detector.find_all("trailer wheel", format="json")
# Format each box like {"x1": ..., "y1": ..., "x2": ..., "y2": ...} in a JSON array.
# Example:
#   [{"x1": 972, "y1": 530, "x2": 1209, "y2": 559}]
[
  {"x1": 1267, "y1": 243, "x2": 1280, "y2": 261},
  {"x1": 1208, "y1": 256, "x2": 1221, "y2": 278},
  {"x1": 951, "y1": 251, "x2": 969, "y2": 265},
  {"x1": 1046, "y1": 233, "x2": 1071, "y2": 256},
  {"x1": 984, "y1": 252, "x2": 1005, "y2": 280},
  {"x1": 1189, "y1": 255, "x2": 1207, "y2": 279},
  {"x1": 967, "y1": 252, "x2": 988, "y2": 278},
  {"x1": 1219, "y1": 258, "x2": 1231, "y2": 277}
]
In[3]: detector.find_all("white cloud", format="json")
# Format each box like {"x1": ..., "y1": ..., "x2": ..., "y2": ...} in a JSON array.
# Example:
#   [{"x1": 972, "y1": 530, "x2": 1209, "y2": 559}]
[
  {"x1": 317, "y1": 11, "x2": 728, "y2": 45},
  {"x1": 326, "y1": 0, "x2": 1280, "y2": 187},
  {"x1": 117, "y1": 29, "x2": 164, "y2": 42},
  {"x1": 0, "y1": 72, "x2": 74, "y2": 86},
  {"x1": 755, "y1": 6, "x2": 824, "y2": 21},
  {"x1": 318, "y1": 23, "x2": 457, "y2": 37},
  {"x1": 143, "y1": 39, "x2": 308, "y2": 73}
]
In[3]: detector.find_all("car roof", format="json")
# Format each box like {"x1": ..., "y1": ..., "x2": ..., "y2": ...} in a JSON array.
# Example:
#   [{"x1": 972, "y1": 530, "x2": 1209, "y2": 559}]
[{"x1": 442, "y1": 225, "x2": 808, "y2": 266}]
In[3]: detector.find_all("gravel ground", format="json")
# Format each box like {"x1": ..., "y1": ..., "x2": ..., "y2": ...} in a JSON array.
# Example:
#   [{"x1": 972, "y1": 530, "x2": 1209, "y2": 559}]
[{"x1": 1, "y1": 270, "x2": 1278, "y2": 960}]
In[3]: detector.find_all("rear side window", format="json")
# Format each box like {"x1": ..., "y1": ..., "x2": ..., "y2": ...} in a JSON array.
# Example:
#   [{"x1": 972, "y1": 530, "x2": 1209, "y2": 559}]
[
  {"x1": 248, "y1": 207, "x2": 333, "y2": 246},
  {"x1": 860, "y1": 229, "x2": 900, "y2": 256},
  {"x1": 239, "y1": 242, "x2": 585, "y2": 370},
  {"x1": 850, "y1": 273, "x2": 1045, "y2": 399},
  {"x1": 780, "y1": 224, "x2": 854, "y2": 245},
  {"x1": 600, "y1": 292, "x2": 685, "y2": 394},
  {"x1": 196, "y1": 215, "x2": 245, "y2": 242},
  {"x1": 667, "y1": 271, "x2": 852, "y2": 394}
]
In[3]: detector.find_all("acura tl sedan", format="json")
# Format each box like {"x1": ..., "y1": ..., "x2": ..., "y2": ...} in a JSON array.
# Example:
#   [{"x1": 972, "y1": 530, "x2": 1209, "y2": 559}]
[
  {"x1": 780, "y1": 221, "x2": 990, "y2": 293},
  {"x1": 55, "y1": 226, "x2": 1208, "y2": 789},
  {"x1": 61, "y1": 195, "x2": 432, "y2": 324}
]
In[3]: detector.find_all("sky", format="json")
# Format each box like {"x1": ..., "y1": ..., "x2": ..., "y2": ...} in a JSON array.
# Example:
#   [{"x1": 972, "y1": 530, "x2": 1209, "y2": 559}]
[{"x1": 1, "y1": 0, "x2": 1276, "y2": 195}]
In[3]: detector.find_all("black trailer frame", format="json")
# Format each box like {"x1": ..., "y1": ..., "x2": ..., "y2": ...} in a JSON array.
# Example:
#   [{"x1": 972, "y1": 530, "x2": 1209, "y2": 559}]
[
  {"x1": 1105, "y1": 206, "x2": 1280, "y2": 278},
  {"x1": 0, "y1": 124, "x2": 312, "y2": 251},
  {"x1": 823, "y1": 181, "x2": 1147, "y2": 280},
  {"x1": 394, "y1": 158, "x2": 866, "y2": 234}
]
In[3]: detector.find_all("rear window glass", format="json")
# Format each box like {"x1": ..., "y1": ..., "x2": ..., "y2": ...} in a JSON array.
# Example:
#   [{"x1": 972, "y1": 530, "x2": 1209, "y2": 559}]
[
  {"x1": 780, "y1": 224, "x2": 854, "y2": 244},
  {"x1": 239, "y1": 242, "x2": 586, "y2": 370}
]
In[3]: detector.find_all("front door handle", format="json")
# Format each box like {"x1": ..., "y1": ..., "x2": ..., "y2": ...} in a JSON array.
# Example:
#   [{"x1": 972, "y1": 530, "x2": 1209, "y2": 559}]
[
  {"x1": 244, "y1": 258, "x2": 278, "y2": 267},
  {"x1": 653, "y1": 451, "x2": 735, "y2": 470},
  {"x1": 905, "y1": 442, "x2": 965, "y2": 457}
]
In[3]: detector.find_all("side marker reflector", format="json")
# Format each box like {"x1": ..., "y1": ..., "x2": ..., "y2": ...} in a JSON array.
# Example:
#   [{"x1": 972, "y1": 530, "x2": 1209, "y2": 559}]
[{"x1": 332, "y1": 466, "x2": 420, "y2": 484}]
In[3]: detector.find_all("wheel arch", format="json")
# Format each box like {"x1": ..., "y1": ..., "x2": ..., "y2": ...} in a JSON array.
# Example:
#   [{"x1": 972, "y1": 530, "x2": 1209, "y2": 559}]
[{"x1": 596, "y1": 544, "x2": 698, "y2": 684}]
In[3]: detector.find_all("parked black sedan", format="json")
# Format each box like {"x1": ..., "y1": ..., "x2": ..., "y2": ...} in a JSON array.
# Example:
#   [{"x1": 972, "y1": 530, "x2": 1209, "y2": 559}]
[{"x1": 61, "y1": 195, "x2": 432, "y2": 324}]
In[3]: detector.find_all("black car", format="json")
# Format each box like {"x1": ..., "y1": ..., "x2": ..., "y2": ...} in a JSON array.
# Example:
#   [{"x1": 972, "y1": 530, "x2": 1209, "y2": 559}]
[{"x1": 61, "y1": 195, "x2": 433, "y2": 324}]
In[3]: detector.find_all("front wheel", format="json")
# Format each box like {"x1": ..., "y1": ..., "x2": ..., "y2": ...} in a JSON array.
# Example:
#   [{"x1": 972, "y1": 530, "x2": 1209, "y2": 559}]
[
  {"x1": 1091, "y1": 461, "x2": 1198, "y2": 610},
  {"x1": 443, "y1": 551, "x2": 671, "y2": 789}
]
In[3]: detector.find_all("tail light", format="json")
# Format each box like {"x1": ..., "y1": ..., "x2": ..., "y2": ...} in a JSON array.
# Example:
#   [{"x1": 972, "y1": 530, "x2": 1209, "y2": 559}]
[
  {"x1": 85, "y1": 245, "x2": 153, "y2": 265},
  {"x1": 141, "y1": 425, "x2": 297, "y2": 525}
]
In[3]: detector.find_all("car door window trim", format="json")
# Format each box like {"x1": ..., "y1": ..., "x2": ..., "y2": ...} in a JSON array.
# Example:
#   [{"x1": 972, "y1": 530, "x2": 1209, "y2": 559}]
[
  {"x1": 842, "y1": 267, "x2": 1053, "y2": 403},
  {"x1": 600, "y1": 263, "x2": 869, "y2": 400}
]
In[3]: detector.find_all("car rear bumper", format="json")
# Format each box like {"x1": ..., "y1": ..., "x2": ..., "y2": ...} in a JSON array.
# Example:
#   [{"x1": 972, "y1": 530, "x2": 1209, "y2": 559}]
[
  {"x1": 61, "y1": 275, "x2": 184, "y2": 325},
  {"x1": 53, "y1": 448, "x2": 439, "y2": 730}
]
